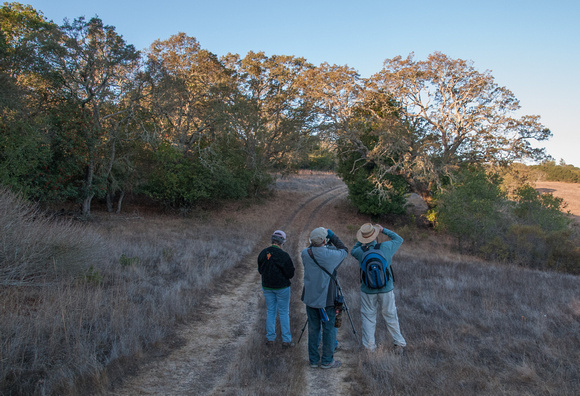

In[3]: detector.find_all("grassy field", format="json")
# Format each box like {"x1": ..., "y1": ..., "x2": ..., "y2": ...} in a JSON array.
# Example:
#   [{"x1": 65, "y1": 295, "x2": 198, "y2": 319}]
[
  {"x1": 536, "y1": 181, "x2": 580, "y2": 222},
  {"x1": 1, "y1": 175, "x2": 579, "y2": 395}
]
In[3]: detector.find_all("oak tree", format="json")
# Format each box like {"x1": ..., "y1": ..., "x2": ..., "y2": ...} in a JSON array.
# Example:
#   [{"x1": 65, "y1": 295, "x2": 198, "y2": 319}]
[
  {"x1": 367, "y1": 52, "x2": 551, "y2": 194},
  {"x1": 42, "y1": 16, "x2": 139, "y2": 216},
  {"x1": 221, "y1": 51, "x2": 316, "y2": 187},
  {"x1": 141, "y1": 33, "x2": 229, "y2": 153}
]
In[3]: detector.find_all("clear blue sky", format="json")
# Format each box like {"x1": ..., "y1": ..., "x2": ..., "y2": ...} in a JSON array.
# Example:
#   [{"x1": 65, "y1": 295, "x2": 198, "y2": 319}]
[{"x1": 22, "y1": 0, "x2": 580, "y2": 167}]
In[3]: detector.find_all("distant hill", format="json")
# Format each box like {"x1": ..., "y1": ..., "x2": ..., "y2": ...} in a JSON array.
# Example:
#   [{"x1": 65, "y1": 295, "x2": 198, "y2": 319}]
[
  {"x1": 531, "y1": 162, "x2": 580, "y2": 183},
  {"x1": 535, "y1": 181, "x2": 580, "y2": 223}
]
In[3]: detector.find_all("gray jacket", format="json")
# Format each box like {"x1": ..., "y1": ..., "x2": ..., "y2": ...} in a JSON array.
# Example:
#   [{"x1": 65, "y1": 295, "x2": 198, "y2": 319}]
[{"x1": 301, "y1": 233, "x2": 348, "y2": 308}]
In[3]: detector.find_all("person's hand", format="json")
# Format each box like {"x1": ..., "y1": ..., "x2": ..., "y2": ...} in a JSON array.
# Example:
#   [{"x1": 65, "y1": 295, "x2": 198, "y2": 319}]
[{"x1": 377, "y1": 224, "x2": 384, "y2": 233}]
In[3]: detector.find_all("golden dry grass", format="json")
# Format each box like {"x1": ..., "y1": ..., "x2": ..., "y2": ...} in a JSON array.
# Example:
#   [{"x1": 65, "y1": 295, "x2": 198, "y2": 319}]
[{"x1": 535, "y1": 181, "x2": 580, "y2": 222}]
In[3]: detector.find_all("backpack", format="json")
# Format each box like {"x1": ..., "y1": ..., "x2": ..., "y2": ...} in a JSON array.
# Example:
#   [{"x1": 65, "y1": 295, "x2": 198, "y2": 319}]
[{"x1": 360, "y1": 243, "x2": 393, "y2": 289}]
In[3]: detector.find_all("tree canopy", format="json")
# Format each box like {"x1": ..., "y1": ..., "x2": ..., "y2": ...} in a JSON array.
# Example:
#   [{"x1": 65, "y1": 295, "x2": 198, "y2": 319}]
[
  {"x1": 335, "y1": 52, "x2": 551, "y2": 207},
  {"x1": 1, "y1": 2, "x2": 554, "y2": 216}
]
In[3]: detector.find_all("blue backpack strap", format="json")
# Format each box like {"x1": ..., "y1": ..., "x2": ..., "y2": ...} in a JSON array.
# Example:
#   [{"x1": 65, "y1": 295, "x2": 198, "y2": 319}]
[{"x1": 374, "y1": 243, "x2": 395, "y2": 282}]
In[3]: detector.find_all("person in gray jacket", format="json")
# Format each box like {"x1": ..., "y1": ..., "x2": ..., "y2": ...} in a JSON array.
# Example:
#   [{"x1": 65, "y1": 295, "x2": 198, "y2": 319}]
[
  {"x1": 351, "y1": 223, "x2": 406, "y2": 353},
  {"x1": 301, "y1": 227, "x2": 348, "y2": 369}
]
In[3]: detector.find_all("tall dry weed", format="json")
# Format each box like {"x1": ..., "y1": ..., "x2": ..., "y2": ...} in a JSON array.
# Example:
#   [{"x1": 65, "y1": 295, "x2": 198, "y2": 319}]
[
  {"x1": 0, "y1": 188, "x2": 104, "y2": 285},
  {"x1": 1, "y1": 180, "x2": 292, "y2": 394},
  {"x1": 355, "y1": 245, "x2": 580, "y2": 395},
  {"x1": 0, "y1": 189, "x2": 110, "y2": 394}
]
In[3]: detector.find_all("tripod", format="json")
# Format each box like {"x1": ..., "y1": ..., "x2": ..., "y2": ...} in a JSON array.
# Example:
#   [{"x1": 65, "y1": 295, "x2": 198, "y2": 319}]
[
  {"x1": 335, "y1": 279, "x2": 358, "y2": 339},
  {"x1": 297, "y1": 283, "x2": 358, "y2": 344}
]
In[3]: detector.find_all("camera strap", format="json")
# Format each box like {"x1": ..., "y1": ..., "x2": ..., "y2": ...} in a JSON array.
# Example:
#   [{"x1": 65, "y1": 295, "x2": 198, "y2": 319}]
[
  {"x1": 307, "y1": 248, "x2": 338, "y2": 286},
  {"x1": 308, "y1": 248, "x2": 359, "y2": 341}
]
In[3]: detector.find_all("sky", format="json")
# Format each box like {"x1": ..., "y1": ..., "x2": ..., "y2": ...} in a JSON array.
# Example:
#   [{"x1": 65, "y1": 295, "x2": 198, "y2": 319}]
[{"x1": 21, "y1": 0, "x2": 580, "y2": 167}]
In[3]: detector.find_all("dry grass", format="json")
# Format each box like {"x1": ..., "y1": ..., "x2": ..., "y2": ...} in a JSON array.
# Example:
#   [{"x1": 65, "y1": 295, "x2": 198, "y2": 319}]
[
  {"x1": 0, "y1": 181, "x2": 299, "y2": 395},
  {"x1": 0, "y1": 188, "x2": 105, "y2": 285},
  {"x1": 314, "y1": 197, "x2": 580, "y2": 395},
  {"x1": 0, "y1": 172, "x2": 342, "y2": 395},
  {"x1": 372, "y1": 247, "x2": 580, "y2": 395},
  {"x1": 221, "y1": 182, "x2": 580, "y2": 395},
  {"x1": 1, "y1": 173, "x2": 579, "y2": 395},
  {"x1": 536, "y1": 181, "x2": 580, "y2": 222}
]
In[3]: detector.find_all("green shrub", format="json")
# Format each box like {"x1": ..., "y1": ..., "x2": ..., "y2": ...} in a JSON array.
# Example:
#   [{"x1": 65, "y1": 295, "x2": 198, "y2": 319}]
[
  {"x1": 432, "y1": 168, "x2": 580, "y2": 274},
  {"x1": 531, "y1": 161, "x2": 580, "y2": 183},
  {"x1": 337, "y1": 151, "x2": 407, "y2": 216},
  {"x1": 433, "y1": 166, "x2": 507, "y2": 252},
  {"x1": 506, "y1": 225, "x2": 580, "y2": 273},
  {"x1": 0, "y1": 114, "x2": 54, "y2": 200},
  {"x1": 545, "y1": 230, "x2": 580, "y2": 274},
  {"x1": 506, "y1": 224, "x2": 549, "y2": 268},
  {"x1": 303, "y1": 147, "x2": 336, "y2": 171},
  {"x1": 119, "y1": 254, "x2": 140, "y2": 267},
  {"x1": 141, "y1": 143, "x2": 256, "y2": 208},
  {"x1": 513, "y1": 185, "x2": 570, "y2": 232},
  {"x1": 480, "y1": 236, "x2": 510, "y2": 262},
  {"x1": 84, "y1": 265, "x2": 103, "y2": 285},
  {"x1": 347, "y1": 171, "x2": 407, "y2": 216}
]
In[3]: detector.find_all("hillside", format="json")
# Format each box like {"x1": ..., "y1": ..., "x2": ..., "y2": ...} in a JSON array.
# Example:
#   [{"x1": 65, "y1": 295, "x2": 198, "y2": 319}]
[
  {"x1": 2, "y1": 173, "x2": 579, "y2": 395},
  {"x1": 536, "y1": 181, "x2": 580, "y2": 223},
  {"x1": 108, "y1": 174, "x2": 580, "y2": 395}
]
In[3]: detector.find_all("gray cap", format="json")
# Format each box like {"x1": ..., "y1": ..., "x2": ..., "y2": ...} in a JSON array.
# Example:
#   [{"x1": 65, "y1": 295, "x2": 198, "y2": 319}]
[{"x1": 309, "y1": 227, "x2": 327, "y2": 245}]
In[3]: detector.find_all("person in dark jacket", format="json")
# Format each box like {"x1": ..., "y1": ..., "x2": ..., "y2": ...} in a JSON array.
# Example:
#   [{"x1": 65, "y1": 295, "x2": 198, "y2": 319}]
[{"x1": 258, "y1": 230, "x2": 295, "y2": 348}]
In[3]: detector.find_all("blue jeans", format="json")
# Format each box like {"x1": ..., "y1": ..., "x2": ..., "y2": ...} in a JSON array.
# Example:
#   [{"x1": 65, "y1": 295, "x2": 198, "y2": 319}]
[
  {"x1": 320, "y1": 323, "x2": 339, "y2": 348},
  {"x1": 306, "y1": 305, "x2": 336, "y2": 365},
  {"x1": 263, "y1": 287, "x2": 291, "y2": 343}
]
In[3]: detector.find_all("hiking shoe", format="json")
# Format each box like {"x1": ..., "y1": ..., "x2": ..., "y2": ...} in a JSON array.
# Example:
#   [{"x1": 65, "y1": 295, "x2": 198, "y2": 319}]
[
  {"x1": 393, "y1": 345, "x2": 405, "y2": 355},
  {"x1": 310, "y1": 362, "x2": 319, "y2": 368},
  {"x1": 320, "y1": 360, "x2": 341, "y2": 369},
  {"x1": 282, "y1": 342, "x2": 295, "y2": 349},
  {"x1": 265, "y1": 340, "x2": 274, "y2": 347}
]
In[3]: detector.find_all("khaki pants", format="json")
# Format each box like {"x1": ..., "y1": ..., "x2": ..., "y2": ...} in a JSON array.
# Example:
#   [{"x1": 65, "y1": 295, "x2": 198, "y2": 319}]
[{"x1": 360, "y1": 290, "x2": 406, "y2": 350}]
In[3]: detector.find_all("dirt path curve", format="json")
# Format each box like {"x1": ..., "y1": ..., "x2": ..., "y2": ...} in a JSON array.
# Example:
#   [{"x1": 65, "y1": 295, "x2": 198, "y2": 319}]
[{"x1": 111, "y1": 183, "x2": 360, "y2": 395}]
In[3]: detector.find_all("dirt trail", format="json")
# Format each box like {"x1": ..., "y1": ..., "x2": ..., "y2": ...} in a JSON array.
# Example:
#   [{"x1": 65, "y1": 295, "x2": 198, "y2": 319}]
[
  {"x1": 111, "y1": 182, "x2": 361, "y2": 395},
  {"x1": 294, "y1": 193, "x2": 362, "y2": 396}
]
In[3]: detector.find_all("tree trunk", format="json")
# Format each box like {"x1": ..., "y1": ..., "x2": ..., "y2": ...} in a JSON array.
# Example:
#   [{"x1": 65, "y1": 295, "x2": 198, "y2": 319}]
[
  {"x1": 81, "y1": 193, "x2": 94, "y2": 217},
  {"x1": 81, "y1": 160, "x2": 95, "y2": 217},
  {"x1": 115, "y1": 191, "x2": 125, "y2": 214},
  {"x1": 106, "y1": 191, "x2": 114, "y2": 213}
]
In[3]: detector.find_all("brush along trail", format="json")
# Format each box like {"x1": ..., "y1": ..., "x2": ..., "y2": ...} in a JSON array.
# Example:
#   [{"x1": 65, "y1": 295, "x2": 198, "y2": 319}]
[{"x1": 111, "y1": 176, "x2": 363, "y2": 395}]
